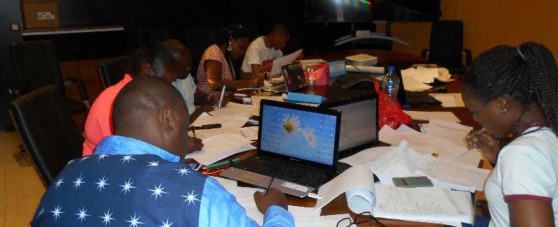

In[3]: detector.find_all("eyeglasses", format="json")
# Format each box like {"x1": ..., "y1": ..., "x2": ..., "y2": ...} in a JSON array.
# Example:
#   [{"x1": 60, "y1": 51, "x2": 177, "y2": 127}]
[{"x1": 336, "y1": 211, "x2": 386, "y2": 227}]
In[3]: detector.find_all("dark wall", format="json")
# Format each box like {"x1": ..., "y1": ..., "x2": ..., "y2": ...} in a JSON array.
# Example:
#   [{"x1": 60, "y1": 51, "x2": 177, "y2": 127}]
[{"x1": 0, "y1": 0, "x2": 23, "y2": 131}]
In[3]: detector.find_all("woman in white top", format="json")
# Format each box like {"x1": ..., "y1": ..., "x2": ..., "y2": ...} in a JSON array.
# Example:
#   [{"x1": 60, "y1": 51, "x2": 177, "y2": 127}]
[{"x1": 464, "y1": 43, "x2": 558, "y2": 226}]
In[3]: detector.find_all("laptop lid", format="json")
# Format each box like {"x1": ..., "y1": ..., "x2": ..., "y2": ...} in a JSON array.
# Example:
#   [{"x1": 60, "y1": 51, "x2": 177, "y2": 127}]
[
  {"x1": 258, "y1": 99, "x2": 341, "y2": 170},
  {"x1": 320, "y1": 94, "x2": 379, "y2": 158},
  {"x1": 281, "y1": 62, "x2": 308, "y2": 92}
]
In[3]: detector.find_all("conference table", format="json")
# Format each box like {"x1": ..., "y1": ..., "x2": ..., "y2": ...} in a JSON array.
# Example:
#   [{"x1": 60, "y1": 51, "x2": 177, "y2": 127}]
[{"x1": 198, "y1": 49, "x2": 485, "y2": 226}]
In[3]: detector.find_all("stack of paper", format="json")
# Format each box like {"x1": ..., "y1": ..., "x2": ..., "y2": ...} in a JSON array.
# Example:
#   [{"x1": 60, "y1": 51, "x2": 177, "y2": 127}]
[{"x1": 188, "y1": 134, "x2": 255, "y2": 165}]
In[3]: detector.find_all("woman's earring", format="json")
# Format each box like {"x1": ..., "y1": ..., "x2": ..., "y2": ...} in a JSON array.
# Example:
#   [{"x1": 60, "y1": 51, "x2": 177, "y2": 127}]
[
  {"x1": 500, "y1": 108, "x2": 508, "y2": 114},
  {"x1": 227, "y1": 41, "x2": 232, "y2": 52}
]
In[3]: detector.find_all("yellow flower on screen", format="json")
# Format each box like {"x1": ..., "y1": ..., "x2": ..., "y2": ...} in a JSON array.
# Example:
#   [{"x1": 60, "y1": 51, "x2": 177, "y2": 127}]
[{"x1": 282, "y1": 114, "x2": 300, "y2": 133}]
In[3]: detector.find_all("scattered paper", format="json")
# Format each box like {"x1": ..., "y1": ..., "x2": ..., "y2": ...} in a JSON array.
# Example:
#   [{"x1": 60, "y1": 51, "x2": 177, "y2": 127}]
[
  {"x1": 429, "y1": 93, "x2": 465, "y2": 107},
  {"x1": 426, "y1": 119, "x2": 472, "y2": 146},
  {"x1": 239, "y1": 127, "x2": 259, "y2": 141},
  {"x1": 188, "y1": 128, "x2": 242, "y2": 140},
  {"x1": 211, "y1": 102, "x2": 255, "y2": 118},
  {"x1": 289, "y1": 206, "x2": 320, "y2": 227},
  {"x1": 192, "y1": 114, "x2": 248, "y2": 129},
  {"x1": 188, "y1": 134, "x2": 255, "y2": 165},
  {"x1": 250, "y1": 95, "x2": 284, "y2": 116},
  {"x1": 416, "y1": 154, "x2": 490, "y2": 191},
  {"x1": 271, "y1": 49, "x2": 303, "y2": 76},
  {"x1": 404, "y1": 111, "x2": 461, "y2": 123}
]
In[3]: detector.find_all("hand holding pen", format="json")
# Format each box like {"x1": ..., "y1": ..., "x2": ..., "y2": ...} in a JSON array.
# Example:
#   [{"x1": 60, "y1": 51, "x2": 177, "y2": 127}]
[{"x1": 466, "y1": 128, "x2": 500, "y2": 164}]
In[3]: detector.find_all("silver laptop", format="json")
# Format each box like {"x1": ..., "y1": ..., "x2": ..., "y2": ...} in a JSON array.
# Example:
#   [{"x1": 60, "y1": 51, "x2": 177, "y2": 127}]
[
  {"x1": 320, "y1": 94, "x2": 379, "y2": 158},
  {"x1": 220, "y1": 100, "x2": 341, "y2": 197}
]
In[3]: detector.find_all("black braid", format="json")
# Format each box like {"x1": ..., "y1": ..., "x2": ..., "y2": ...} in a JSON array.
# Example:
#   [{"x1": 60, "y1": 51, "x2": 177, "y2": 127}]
[{"x1": 464, "y1": 42, "x2": 558, "y2": 134}]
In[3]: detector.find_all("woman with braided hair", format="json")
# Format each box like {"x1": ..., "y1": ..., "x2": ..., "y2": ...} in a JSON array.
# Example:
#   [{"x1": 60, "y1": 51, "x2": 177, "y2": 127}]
[{"x1": 464, "y1": 42, "x2": 558, "y2": 226}]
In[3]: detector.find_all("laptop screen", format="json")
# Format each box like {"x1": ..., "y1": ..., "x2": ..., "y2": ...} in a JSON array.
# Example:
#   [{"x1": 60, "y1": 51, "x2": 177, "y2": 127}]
[
  {"x1": 330, "y1": 97, "x2": 378, "y2": 153},
  {"x1": 281, "y1": 62, "x2": 308, "y2": 91},
  {"x1": 259, "y1": 101, "x2": 340, "y2": 166}
]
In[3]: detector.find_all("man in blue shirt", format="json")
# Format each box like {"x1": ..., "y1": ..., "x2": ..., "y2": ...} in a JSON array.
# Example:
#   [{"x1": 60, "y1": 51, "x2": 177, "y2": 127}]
[{"x1": 31, "y1": 77, "x2": 294, "y2": 226}]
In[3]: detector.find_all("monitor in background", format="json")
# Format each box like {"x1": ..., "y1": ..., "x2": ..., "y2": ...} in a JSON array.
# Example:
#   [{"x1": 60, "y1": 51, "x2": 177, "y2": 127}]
[{"x1": 320, "y1": 95, "x2": 378, "y2": 158}]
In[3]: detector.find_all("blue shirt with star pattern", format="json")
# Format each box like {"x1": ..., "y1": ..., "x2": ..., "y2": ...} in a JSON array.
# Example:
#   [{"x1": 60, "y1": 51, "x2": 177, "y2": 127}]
[{"x1": 31, "y1": 135, "x2": 294, "y2": 226}]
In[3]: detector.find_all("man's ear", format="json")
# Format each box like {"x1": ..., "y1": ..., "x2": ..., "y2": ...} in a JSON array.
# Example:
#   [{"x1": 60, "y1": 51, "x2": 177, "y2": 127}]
[{"x1": 160, "y1": 105, "x2": 175, "y2": 131}]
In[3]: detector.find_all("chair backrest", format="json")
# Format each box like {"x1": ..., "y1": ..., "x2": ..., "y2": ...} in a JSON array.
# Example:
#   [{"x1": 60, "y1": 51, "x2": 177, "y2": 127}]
[
  {"x1": 10, "y1": 40, "x2": 66, "y2": 97},
  {"x1": 428, "y1": 20, "x2": 464, "y2": 62},
  {"x1": 9, "y1": 85, "x2": 83, "y2": 186},
  {"x1": 97, "y1": 56, "x2": 130, "y2": 88}
]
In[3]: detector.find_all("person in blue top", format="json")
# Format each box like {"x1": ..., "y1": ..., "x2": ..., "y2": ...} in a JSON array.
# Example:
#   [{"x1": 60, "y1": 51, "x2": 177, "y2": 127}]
[{"x1": 31, "y1": 77, "x2": 294, "y2": 226}]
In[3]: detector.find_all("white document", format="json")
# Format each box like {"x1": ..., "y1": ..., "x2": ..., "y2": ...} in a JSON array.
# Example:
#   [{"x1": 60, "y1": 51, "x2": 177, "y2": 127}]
[
  {"x1": 239, "y1": 126, "x2": 259, "y2": 141},
  {"x1": 426, "y1": 119, "x2": 472, "y2": 146},
  {"x1": 429, "y1": 93, "x2": 465, "y2": 107},
  {"x1": 315, "y1": 166, "x2": 474, "y2": 225},
  {"x1": 211, "y1": 102, "x2": 255, "y2": 118},
  {"x1": 188, "y1": 134, "x2": 255, "y2": 165},
  {"x1": 188, "y1": 128, "x2": 242, "y2": 140},
  {"x1": 318, "y1": 214, "x2": 351, "y2": 227},
  {"x1": 270, "y1": 49, "x2": 303, "y2": 76},
  {"x1": 250, "y1": 95, "x2": 284, "y2": 116},
  {"x1": 404, "y1": 110, "x2": 461, "y2": 123},
  {"x1": 379, "y1": 126, "x2": 468, "y2": 160},
  {"x1": 401, "y1": 68, "x2": 433, "y2": 91},
  {"x1": 289, "y1": 206, "x2": 320, "y2": 227},
  {"x1": 192, "y1": 114, "x2": 248, "y2": 129},
  {"x1": 416, "y1": 154, "x2": 490, "y2": 191}
]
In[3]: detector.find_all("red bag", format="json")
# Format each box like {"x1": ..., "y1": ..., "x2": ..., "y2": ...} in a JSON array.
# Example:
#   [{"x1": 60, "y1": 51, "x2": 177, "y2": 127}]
[
  {"x1": 305, "y1": 62, "x2": 330, "y2": 87},
  {"x1": 374, "y1": 79, "x2": 413, "y2": 129}
]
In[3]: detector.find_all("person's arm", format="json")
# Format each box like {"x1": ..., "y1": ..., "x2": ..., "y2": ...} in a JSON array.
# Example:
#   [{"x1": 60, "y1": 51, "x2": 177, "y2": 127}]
[
  {"x1": 205, "y1": 60, "x2": 262, "y2": 90},
  {"x1": 466, "y1": 129, "x2": 501, "y2": 165},
  {"x1": 199, "y1": 178, "x2": 294, "y2": 227},
  {"x1": 251, "y1": 64, "x2": 272, "y2": 78},
  {"x1": 508, "y1": 199, "x2": 554, "y2": 226}
]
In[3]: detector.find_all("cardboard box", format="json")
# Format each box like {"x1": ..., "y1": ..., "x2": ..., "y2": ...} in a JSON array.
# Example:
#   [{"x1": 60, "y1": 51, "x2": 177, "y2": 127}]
[{"x1": 21, "y1": 0, "x2": 60, "y2": 29}]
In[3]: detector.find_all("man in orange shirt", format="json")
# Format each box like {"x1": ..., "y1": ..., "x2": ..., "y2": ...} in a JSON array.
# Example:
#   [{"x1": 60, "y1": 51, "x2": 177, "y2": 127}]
[{"x1": 82, "y1": 43, "x2": 180, "y2": 156}]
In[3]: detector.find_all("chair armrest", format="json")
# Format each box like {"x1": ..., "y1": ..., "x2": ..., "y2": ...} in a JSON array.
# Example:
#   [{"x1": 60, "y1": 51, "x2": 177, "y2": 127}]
[
  {"x1": 463, "y1": 49, "x2": 472, "y2": 66},
  {"x1": 420, "y1": 49, "x2": 429, "y2": 59},
  {"x1": 64, "y1": 77, "x2": 90, "y2": 109}
]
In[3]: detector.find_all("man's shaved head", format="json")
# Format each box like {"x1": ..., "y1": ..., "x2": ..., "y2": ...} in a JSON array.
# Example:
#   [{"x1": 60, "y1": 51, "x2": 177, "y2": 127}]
[{"x1": 113, "y1": 77, "x2": 189, "y2": 158}]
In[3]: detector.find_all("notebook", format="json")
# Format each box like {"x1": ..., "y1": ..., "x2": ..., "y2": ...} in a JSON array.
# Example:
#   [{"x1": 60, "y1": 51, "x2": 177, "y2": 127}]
[
  {"x1": 320, "y1": 94, "x2": 379, "y2": 158},
  {"x1": 220, "y1": 100, "x2": 341, "y2": 197}
]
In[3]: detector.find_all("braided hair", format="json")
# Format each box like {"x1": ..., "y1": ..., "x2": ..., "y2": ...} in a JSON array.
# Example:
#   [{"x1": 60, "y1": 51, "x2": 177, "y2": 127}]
[
  {"x1": 464, "y1": 42, "x2": 558, "y2": 134},
  {"x1": 215, "y1": 24, "x2": 251, "y2": 49}
]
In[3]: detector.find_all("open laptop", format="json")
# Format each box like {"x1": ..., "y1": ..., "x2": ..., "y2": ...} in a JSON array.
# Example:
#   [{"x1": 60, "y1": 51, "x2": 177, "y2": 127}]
[
  {"x1": 220, "y1": 100, "x2": 341, "y2": 197},
  {"x1": 320, "y1": 94, "x2": 379, "y2": 158}
]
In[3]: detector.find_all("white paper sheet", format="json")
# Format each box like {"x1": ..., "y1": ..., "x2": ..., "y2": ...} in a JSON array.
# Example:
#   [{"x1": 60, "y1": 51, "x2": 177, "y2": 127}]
[
  {"x1": 289, "y1": 206, "x2": 320, "y2": 227},
  {"x1": 239, "y1": 126, "x2": 259, "y2": 141},
  {"x1": 270, "y1": 49, "x2": 303, "y2": 76},
  {"x1": 192, "y1": 114, "x2": 248, "y2": 129},
  {"x1": 250, "y1": 95, "x2": 285, "y2": 116},
  {"x1": 426, "y1": 118, "x2": 472, "y2": 146},
  {"x1": 416, "y1": 154, "x2": 490, "y2": 191},
  {"x1": 188, "y1": 128, "x2": 242, "y2": 140},
  {"x1": 429, "y1": 93, "x2": 465, "y2": 107},
  {"x1": 188, "y1": 134, "x2": 255, "y2": 165},
  {"x1": 404, "y1": 111, "x2": 461, "y2": 123},
  {"x1": 318, "y1": 214, "x2": 351, "y2": 227},
  {"x1": 213, "y1": 177, "x2": 265, "y2": 225},
  {"x1": 211, "y1": 102, "x2": 255, "y2": 118}
]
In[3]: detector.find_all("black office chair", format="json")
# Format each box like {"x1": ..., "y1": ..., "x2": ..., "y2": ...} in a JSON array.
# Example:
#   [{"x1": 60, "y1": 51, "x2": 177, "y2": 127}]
[
  {"x1": 421, "y1": 20, "x2": 472, "y2": 74},
  {"x1": 9, "y1": 85, "x2": 83, "y2": 187},
  {"x1": 97, "y1": 56, "x2": 130, "y2": 88},
  {"x1": 10, "y1": 40, "x2": 90, "y2": 114}
]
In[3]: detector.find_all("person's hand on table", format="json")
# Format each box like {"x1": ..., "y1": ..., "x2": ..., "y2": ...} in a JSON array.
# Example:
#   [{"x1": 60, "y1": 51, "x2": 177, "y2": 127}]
[
  {"x1": 187, "y1": 136, "x2": 203, "y2": 153},
  {"x1": 209, "y1": 93, "x2": 232, "y2": 108},
  {"x1": 253, "y1": 188, "x2": 288, "y2": 213},
  {"x1": 466, "y1": 129, "x2": 500, "y2": 164}
]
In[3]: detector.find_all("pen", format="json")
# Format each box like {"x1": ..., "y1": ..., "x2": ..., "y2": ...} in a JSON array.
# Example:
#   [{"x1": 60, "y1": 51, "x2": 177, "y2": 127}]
[
  {"x1": 218, "y1": 85, "x2": 226, "y2": 108},
  {"x1": 206, "y1": 158, "x2": 240, "y2": 169},
  {"x1": 474, "y1": 128, "x2": 486, "y2": 137},
  {"x1": 265, "y1": 177, "x2": 274, "y2": 195}
]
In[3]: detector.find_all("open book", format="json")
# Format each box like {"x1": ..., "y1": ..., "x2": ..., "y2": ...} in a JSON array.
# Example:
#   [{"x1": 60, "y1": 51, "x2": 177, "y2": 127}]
[{"x1": 314, "y1": 165, "x2": 474, "y2": 226}]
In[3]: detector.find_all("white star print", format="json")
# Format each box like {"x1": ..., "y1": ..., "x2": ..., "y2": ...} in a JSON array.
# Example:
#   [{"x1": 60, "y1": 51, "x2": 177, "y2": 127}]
[
  {"x1": 67, "y1": 159, "x2": 75, "y2": 164},
  {"x1": 73, "y1": 175, "x2": 85, "y2": 189},
  {"x1": 159, "y1": 218, "x2": 173, "y2": 227},
  {"x1": 76, "y1": 207, "x2": 90, "y2": 222},
  {"x1": 96, "y1": 176, "x2": 109, "y2": 191},
  {"x1": 176, "y1": 168, "x2": 190, "y2": 177},
  {"x1": 121, "y1": 155, "x2": 136, "y2": 163},
  {"x1": 127, "y1": 213, "x2": 145, "y2": 227},
  {"x1": 100, "y1": 209, "x2": 115, "y2": 226},
  {"x1": 147, "y1": 161, "x2": 159, "y2": 167},
  {"x1": 148, "y1": 184, "x2": 169, "y2": 199},
  {"x1": 181, "y1": 190, "x2": 200, "y2": 206},
  {"x1": 50, "y1": 204, "x2": 64, "y2": 220},
  {"x1": 54, "y1": 178, "x2": 64, "y2": 189},
  {"x1": 120, "y1": 179, "x2": 136, "y2": 194},
  {"x1": 98, "y1": 154, "x2": 108, "y2": 161},
  {"x1": 80, "y1": 156, "x2": 90, "y2": 161}
]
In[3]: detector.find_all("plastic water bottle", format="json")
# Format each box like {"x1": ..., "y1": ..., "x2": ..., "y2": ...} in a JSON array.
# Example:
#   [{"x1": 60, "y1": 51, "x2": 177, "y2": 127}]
[{"x1": 381, "y1": 66, "x2": 400, "y2": 100}]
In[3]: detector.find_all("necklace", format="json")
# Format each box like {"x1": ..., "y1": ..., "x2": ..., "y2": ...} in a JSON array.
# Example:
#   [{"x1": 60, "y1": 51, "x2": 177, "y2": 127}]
[{"x1": 514, "y1": 122, "x2": 549, "y2": 137}]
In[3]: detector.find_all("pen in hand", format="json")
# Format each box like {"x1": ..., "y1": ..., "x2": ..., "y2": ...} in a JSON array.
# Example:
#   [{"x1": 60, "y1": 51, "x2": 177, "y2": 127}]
[
  {"x1": 265, "y1": 177, "x2": 274, "y2": 195},
  {"x1": 190, "y1": 126, "x2": 197, "y2": 138}
]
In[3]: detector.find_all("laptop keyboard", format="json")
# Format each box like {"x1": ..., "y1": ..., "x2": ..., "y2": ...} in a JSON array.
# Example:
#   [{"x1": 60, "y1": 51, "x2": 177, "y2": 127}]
[{"x1": 234, "y1": 156, "x2": 331, "y2": 188}]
